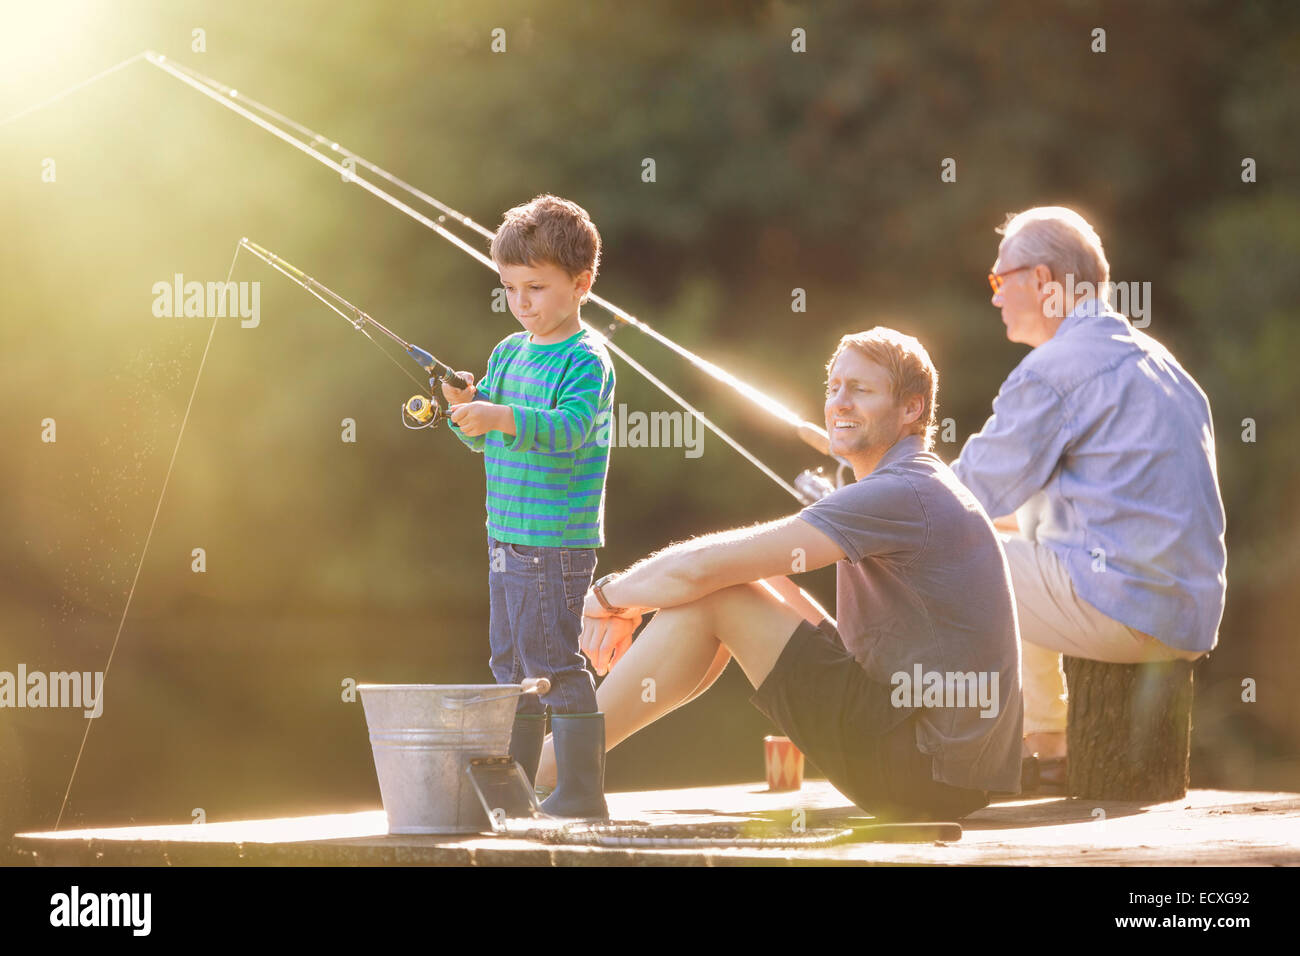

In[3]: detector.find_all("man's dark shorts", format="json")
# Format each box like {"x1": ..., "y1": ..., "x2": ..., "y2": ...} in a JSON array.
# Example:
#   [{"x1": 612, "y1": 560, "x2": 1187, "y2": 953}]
[{"x1": 751, "y1": 619, "x2": 991, "y2": 821}]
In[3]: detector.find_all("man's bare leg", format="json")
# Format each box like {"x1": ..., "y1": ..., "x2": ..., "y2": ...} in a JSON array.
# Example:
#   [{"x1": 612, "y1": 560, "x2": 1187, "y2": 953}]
[
  {"x1": 536, "y1": 580, "x2": 812, "y2": 789},
  {"x1": 676, "y1": 579, "x2": 826, "y2": 708},
  {"x1": 537, "y1": 599, "x2": 729, "y2": 790}
]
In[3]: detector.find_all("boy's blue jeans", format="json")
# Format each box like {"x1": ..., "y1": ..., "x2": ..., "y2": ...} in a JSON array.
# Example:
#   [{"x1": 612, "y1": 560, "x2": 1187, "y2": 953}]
[{"x1": 487, "y1": 537, "x2": 599, "y2": 716}]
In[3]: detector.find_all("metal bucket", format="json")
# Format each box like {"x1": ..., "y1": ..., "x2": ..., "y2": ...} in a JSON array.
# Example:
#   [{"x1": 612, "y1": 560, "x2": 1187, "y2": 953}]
[{"x1": 358, "y1": 683, "x2": 520, "y2": 835}]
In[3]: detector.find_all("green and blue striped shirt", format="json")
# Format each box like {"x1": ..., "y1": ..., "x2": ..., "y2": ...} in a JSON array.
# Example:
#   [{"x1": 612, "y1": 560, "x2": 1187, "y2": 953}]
[{"x1": 450, "y1": 328, "x2": 615, "y2": 547}]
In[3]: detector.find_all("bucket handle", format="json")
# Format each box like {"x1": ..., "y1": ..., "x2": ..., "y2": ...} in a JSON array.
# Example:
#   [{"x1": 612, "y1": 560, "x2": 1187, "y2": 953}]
[{"x1": 441, "y1": 677, "x2": 551, "y2": 709}]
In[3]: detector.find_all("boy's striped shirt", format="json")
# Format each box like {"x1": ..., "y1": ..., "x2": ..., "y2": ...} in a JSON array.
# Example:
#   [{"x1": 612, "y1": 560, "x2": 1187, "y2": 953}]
[{"x1": 450, "y1": 328, "x2": 615, "y2": 547}]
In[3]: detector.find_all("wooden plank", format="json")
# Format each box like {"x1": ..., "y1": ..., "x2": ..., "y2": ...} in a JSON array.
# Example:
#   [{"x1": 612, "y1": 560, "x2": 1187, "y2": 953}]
[{"x1": 14, "y1": 781, "x2": 1300, "y2": 866}]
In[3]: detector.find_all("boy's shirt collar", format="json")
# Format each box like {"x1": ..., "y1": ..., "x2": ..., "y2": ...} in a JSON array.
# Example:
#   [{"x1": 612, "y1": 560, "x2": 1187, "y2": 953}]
[{"x1": 523, "y1": 327, "x2": 586, "y2": 350}]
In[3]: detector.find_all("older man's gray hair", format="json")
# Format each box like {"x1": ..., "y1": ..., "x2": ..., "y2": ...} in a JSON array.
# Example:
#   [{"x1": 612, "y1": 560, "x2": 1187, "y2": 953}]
[{"x1": 997, "y1": 206, "x2": 1110, "y2": 289}]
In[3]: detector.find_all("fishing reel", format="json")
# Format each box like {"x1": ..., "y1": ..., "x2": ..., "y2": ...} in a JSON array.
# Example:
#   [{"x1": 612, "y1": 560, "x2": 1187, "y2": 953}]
[
  {"x1": 402, "y1": 365, "x2": 473, "y2": 430},
  {"x1": 402, "y1": 349, "x2": 475, "y2": 430},
  {"x1": 402, "y1": 394, "x2": 446, "y2": 430},
  {"x1": 791, "y1": 423, "x2": 852, "y2": 504},
  {"x1": 793, "y1": 461, "x2": 853, "y2": 505}
]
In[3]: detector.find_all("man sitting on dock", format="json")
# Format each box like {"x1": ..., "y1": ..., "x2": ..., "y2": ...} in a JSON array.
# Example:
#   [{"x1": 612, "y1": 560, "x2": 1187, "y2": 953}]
[
  {"x1": 952, "y1": 206, "x2": 1225, "y2": 790},
  {"x1": 536, "y1": 328, "x2": 1023, "y2": 820}
]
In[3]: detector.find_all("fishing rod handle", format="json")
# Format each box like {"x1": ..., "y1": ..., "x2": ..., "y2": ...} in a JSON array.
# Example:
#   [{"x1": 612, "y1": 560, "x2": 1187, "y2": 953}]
[
  {"x1": 431, "y1": 373, "x2": 473, "y2": 397},
  {"x1": 796, "y1": 421, "x2": 831, "y2": 455},
  {"x1": 407, "y1": 344, "x2": 470, "y2": 390},
  {"x1": 442, "y1": 370, "x2": 471, "y2": 391}
]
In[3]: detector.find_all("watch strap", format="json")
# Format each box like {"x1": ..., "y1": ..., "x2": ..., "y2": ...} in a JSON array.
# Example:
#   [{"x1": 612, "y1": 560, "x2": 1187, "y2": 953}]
[{"x1": 592, "y1": 574, "x2": 627, "y2": 616}]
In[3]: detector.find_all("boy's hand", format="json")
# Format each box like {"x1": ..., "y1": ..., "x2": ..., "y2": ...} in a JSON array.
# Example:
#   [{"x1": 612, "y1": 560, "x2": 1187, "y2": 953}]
[
  {"x1": 448, "y1": 401, "x2": 511, "y2": 437},
  {"x1": 440, "y1": 370, "x2": 476, "y2": 405}
]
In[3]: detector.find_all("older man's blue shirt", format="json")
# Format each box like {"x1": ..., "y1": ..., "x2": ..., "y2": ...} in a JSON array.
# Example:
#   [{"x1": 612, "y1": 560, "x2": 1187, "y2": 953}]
[{"x1": 951, "y1": 299, "x2": 1227, "y2": 653}]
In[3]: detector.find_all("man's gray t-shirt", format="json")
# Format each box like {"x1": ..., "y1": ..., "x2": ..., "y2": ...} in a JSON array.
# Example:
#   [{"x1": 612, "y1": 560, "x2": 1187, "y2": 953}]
[{"x1": 797, "y1": 434, "x2": 1023, "y2": 793}]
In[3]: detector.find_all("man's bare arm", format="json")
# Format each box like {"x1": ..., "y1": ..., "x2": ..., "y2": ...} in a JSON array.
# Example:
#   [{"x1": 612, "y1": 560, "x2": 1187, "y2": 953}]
[{"x1": 599, "y1": 515, "x2": 845, "y2": 614}]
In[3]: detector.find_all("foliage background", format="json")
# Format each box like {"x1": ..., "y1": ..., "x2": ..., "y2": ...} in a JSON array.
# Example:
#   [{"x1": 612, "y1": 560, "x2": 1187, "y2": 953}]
[{"x1": 2, "y1": 0, "x2": 1296, "y2": 848}]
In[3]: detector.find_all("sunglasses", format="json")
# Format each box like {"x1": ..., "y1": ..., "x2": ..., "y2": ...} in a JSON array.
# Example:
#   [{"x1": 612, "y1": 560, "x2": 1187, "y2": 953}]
[{"x1": 988, "y1": 264, "x2": 1034, "y2": 295}]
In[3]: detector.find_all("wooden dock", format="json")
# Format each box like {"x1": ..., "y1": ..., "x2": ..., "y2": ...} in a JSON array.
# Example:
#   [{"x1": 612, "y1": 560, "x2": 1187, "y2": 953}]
[{"x1": 13, "y1": 781, "x2": 1300, "y2": 866}]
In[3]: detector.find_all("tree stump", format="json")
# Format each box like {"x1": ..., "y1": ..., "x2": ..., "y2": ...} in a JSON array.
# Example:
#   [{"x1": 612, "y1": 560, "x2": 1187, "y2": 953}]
[{"x1": 1063, "y1": 655, "x2": 1195, "y2": 801}]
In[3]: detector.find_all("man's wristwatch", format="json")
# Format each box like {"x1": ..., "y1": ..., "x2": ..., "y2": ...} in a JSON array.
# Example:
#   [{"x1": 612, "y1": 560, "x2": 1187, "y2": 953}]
[{"x1": 592, "y1": 574, "x2": 629, "y2": 616}]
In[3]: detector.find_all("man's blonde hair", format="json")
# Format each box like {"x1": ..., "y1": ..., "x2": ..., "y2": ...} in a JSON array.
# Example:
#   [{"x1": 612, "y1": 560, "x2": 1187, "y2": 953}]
[
  {"x1": 997, "y1": 205, "x2": 1110, "y2": 288},
  {"x1": 826, "y1": 327, "x2": 939, "y2": 449},
  {"x1": 491, "y1": 194, "x2": 602, "y2": 288}
]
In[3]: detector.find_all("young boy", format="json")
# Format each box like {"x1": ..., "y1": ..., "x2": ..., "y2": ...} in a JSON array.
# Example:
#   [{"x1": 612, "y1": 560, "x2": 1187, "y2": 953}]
[{"x1": 442, "y1": 194, "x2": 616, "y2": 820}]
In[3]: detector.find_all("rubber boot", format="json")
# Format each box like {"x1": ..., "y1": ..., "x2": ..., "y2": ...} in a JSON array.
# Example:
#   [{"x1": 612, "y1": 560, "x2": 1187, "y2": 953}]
[
  {"x1": 508, "y1": 713, "x2": 547, "y2": 787},
  {"x1": 539, "y1": 713, "x2": 609, "y2": 820}
]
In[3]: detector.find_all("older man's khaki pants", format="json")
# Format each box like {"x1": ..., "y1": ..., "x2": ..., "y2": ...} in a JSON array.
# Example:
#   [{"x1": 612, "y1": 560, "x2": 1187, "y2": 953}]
[{"x1": 1000, "y1": 535, "x2": 1203, "y2": 736}]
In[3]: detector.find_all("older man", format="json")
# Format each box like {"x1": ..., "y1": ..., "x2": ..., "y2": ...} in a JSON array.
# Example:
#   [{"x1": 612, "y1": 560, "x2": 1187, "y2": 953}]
[
  {"x1": 536, "y1": 328, "x2": 1022, "y2": 821},
  {"x1": 951, "y1": 206, "x2": 1227, "y2": 784}
]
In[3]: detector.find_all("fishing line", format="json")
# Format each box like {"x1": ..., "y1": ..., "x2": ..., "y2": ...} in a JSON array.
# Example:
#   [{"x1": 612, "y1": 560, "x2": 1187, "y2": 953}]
[
  {"x1": 0, "y1": 51, "x2": 145, "y2": 127},
  {"x1": 237, "y1": 238, "x2": 482, "y2": 430},
  {"x1": 53, "y1": 241, "x2": 242, "y2": 829},
  {"x1": 236, "y1": 239, "x2": 434, "y2": 397}
]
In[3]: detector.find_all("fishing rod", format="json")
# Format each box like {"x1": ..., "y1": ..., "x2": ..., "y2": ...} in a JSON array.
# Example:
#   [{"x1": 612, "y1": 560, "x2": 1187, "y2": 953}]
[
  {"x1": 3, "y1": 50, "x2": 841, "y2": 503},
  {"x1": 237, "y1": 237, "x2": 464, "y2": 429},
  {"x1": 135, "y1": 53, "x2": 818, "y2": 435},
  {"x1": 140, "y1": 53, "x2": 828, "y2": 499}
]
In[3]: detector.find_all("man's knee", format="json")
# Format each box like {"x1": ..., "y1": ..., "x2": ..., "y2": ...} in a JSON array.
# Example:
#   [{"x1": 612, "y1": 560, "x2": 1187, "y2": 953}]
[
  {"x1": 662, "y1": 583, "x2": 804, "y2": 670},
  {"x1": 651, "y1": 595, "x2": 714, "y2": 630},
  {"x1": 698, "y1": 583, "x2": 805, "y2": 657}
]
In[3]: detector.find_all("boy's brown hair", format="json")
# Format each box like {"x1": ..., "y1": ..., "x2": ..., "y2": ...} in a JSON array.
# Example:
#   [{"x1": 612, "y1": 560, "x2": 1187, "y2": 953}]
[
  {"x1": 491, "y1": 194, "x2": 602, "y2": 290},
  {"x1": 826, "y1": 327, "x2": 939, "y2": 450}
]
